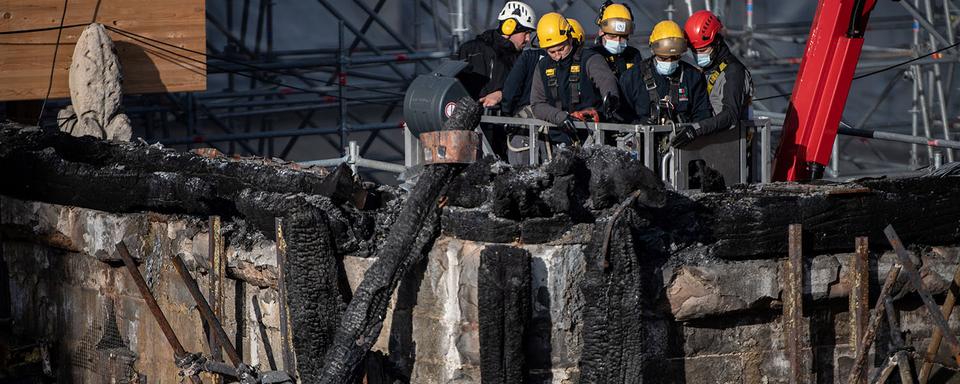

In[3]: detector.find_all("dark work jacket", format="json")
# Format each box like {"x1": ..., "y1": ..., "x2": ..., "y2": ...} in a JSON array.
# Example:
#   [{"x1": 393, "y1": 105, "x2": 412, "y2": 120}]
[
  {"x1": 588, "y1": 44, "x2": 643, "y2": 78},
  {"x1": 455, "y1": 29, "x2": 521, "y2": 99},
  {"x1": 697, "y1": 41, "x2": 754, "y2": 135},
  {"x1": 538, "y1": 47, "x2": 602, "y2": 113},
  {"x1": 589, "y1": 44, "x2": 643, "y2": 122},
  {"x1": 619, "y1": 57, "x2": 712, "y2": 124},
  {"x1": 501, "y1": 48, "x2": 545, "y2": 115}
]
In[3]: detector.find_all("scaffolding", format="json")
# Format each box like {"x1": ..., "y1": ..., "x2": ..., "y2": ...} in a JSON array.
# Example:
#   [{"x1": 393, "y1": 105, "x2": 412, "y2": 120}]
[{"x1": 28, "y1": 0, "x2": 960, "y2": 179}]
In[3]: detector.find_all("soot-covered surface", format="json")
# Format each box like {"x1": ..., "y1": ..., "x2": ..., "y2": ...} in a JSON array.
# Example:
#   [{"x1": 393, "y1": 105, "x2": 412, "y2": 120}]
[
  {"x1": 7, "y1": 115, "x2": 960, "y2": 383},
  {"x1": 478, "y1": 245, "x2": 532, "y2": 384}
]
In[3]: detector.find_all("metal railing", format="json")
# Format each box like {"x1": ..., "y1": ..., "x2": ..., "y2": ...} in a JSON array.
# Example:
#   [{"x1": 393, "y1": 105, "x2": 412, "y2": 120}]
[{"x1": 477, "y1": 115, "x2": 776, "y2": 184}]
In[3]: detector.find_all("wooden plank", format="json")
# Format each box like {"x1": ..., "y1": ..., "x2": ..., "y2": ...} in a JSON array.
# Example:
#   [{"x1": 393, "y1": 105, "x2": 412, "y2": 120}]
[
  {"x1": 0, "y1": 0, "x2": 206, "y2": 101},
  {"x1": 275, "y1": 217, "x2": 297, "y2": 377},
  {"x1": 846, "y1": 263, "x2": 902, "y2": 384},
  {"x1": 208, "y1": 215, "x2": 224, "y2": 384},
  {"x1": 919, "y1": 261, "x2": 960, "y2": 383},
  {"x1": 785, "y1": 224, "x2": 805, "y2": 384},
  {"x1": 884, "y1": 225, "x2": 960, "y2": 366},
  {"x1": 849, "y1": 237, "x2": 869, "y2": 384}
]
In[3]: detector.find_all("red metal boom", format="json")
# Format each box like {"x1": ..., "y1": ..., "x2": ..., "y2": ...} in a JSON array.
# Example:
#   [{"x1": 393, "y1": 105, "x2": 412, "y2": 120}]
[{"x1": 773, "y1": 0, "x2": 879, "y2": 181}]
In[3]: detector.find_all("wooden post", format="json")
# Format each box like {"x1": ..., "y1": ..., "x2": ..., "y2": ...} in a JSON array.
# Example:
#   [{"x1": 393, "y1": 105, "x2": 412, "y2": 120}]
[
  {"x1": 275, "y1": 218, "x2": 296, "y2": 377},
  {"x1": 785, "y1": 224, "x2": 805, "y2": 384},
  {"x1": 848, "y1": 237, "x2": 869, "y2": 384},
  {"x1": 209, "y1": 215, "x2": 225, "y2": 384}
]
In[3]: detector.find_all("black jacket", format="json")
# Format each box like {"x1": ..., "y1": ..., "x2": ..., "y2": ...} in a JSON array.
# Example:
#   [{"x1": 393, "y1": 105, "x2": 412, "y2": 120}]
[
  {"x1": 501, "y1": 48, "x2": 545, "y2": 114},
  {"x1": 619, "y1": 58, "x2": 712, "y2": 124},
  {"x1": 697, "y1": 40, "x2": 754, "y2": 135},
  {"x1": 589, "y1": 44, "x2": 643, "y2": 122},
  {"x1": 588, "y1": 44, "x2": 643, "y2": 78},
  {"x1": 455, "y1": 29, "x2": 521, "y2": 99}
]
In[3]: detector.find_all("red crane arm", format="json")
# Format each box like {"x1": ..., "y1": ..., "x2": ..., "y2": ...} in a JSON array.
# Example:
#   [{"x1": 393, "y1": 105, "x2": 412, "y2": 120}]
[{"x1": 773, "y1": 0, "x2": 879, "y2": 181}]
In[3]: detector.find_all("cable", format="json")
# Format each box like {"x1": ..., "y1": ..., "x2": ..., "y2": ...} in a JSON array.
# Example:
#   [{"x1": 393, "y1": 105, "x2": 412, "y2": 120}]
[
  {"x1": 37, "y1": 0, "x2": 70, "y2": 127},
  {"x1": 104, "y1": 26, "x2": 401, "y2": 107},
  {"x1": 104, "y1": 25, "x2": 407, "y2": 98},
  {"x1": 753, "y1": 40, "x2": 960, "y2": 102}
]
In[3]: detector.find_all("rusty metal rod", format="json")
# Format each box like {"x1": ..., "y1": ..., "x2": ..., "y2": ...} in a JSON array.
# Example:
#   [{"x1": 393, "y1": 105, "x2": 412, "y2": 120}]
[
  {"x1": 846, "y1": 262, "x2": 903, "y2": 384},
  {"x1": 785, "y1": 224, "x2": 805, "y2": 384},
  {"x1": 849, "y1": 237, "x2": 870, "y2": 384},
  {"x1": 116, "y1": 242, "x2": 203, "y2": 384},
  {"x1": 884, "y1": 225, "x2": 960, "y2": 366},
  {"x1": 171, "y1": 253, "x2": 244, "y2": 367},
  {"x1": 918, "y1": 261, "x2": 960, "y2": 383}
]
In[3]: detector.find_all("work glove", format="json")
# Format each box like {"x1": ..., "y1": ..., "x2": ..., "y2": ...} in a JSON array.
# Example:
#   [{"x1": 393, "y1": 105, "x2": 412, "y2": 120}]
[
  {"x1": 559, "y1": 115, "x2": 581, "y2": 145},
  {"x1": 570, "y1": 108, "x2": 600, "y2": 123},
  {"x1": 669, "y1": 123, "x2": 701, "y2": 148},
  {"x1": 602, "y1": 94, "x2": 620, "y2": 116}
]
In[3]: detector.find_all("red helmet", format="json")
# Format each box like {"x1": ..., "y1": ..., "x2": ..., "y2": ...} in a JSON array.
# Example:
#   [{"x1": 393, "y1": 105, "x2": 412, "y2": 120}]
[{"x1": 684, "y1": 10, "x2": 723, "y2": 49}]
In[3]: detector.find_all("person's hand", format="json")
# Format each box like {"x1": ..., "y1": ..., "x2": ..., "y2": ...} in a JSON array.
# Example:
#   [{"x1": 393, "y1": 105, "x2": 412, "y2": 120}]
[
  {"x1": 479, "y1": 91, "x2": 503, "y2": 108},
  {"x1": 570, "y1": 108, "x2": 600, "y2": 122},
  {"x1": 602, "y1": 94, "x2": 619, "y2": 116},
  {"x1": 560, "y1": 115, "x2": 581, "y2": 144},
  {"x1": 669, "y1": 123, "x2": 701, "y2": 148}
]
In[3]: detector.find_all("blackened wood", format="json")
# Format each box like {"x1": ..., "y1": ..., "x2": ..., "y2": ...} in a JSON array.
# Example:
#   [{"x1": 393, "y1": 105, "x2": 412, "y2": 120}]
[{"x1": 478, "y1": 245, "x2": 531, "y2": 384}]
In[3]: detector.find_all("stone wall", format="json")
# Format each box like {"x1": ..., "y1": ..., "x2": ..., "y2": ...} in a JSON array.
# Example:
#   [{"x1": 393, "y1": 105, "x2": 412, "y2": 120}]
[
  {"x1": 1, "y1": 196, "x2": 285, "y2": 382},
  {"x1": 5, "y1": 195, "x2": 960, "y2": 382}
]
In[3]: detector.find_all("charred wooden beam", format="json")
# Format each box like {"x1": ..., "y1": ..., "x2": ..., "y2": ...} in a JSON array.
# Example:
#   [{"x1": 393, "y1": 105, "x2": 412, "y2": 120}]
[
  {"x1": 319, "y1": 164, "x2": 460, "y2": 383},
  {"x1": 694, "y1": 171, "x2": 960, "y2": 259},
  {"x1": 282, "y1": 209, "x2": 343, "y2": 382},
  {"x1": 478, "y1": 245, "x2": 532, "y2": 384},
  {"x1": 579, "y1": 207, "x2": 646, "y2": 383},
  {"x1": 0, "y1": 126, "x2": 365, "y2": 227}
]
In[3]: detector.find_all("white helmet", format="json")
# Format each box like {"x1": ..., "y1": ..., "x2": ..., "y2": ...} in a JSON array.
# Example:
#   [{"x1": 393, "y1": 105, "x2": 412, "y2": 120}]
[{"x1": 497, "y1": 1, "x2": 536, "y2": 31}]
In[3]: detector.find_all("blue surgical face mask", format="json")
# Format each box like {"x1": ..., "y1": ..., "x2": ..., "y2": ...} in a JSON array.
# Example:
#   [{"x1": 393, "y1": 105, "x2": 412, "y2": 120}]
[
  {"x1": 603, "y1": 38, "x2": 627, "y2": 55},
  {"x1": 696, "y1": 52, "x2": 712, "y2": 67},
  {"x1": 655, "y1": 59, "x2": 678, "y2": 75}
]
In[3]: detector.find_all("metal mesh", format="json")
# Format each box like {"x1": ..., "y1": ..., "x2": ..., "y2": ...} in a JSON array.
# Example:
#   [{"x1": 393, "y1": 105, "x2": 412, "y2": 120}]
[{"x1": 72, "y1": 298, "x2": 139, "y2": 383}]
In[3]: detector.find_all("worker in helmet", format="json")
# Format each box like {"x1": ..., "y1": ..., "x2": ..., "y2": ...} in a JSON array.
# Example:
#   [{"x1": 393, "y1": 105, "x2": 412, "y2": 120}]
[
  {"x1": 669, "y1": 10, "x2": 755, "y2": 148},
  {"x1": 620, "y1": 20, "x2": 711, "y2": 127},
  {"x1": 530, "y1": 13, "x2": 620, "y2": 145},
  {"x1": 501, "y1": 18, "x2": 585, "y2": 164},
  {"x1": 455, "y1": 1, "x2": 535, "y2": 158},
  {"x1": 591, "y1": 2, "x2": 642, "y2": 78},
  {"x1": 502, "y1": 18, "x2": 583, "y2": 116}
]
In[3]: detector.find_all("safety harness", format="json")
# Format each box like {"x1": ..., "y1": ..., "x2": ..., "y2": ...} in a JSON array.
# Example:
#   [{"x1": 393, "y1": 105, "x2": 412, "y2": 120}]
[
  {"x1": 640, "y1": 58, "x2": 685, "y2": 124},
  {"x1": 706, "y1": 60, "x2": 728, "y2": 94},
  {"x1": 542, "y1": 47, "x2": 599, "y2": 111}
]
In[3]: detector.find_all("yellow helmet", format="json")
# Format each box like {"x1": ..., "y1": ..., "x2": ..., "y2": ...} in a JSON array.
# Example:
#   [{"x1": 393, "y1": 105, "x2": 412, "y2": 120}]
[
  {"x1": 537, "y1": 13, "x2": 572, "y2": 49},
  {"x1": 567, "y1": 18, "x2": 585, "y2": 43},
  {"x1": 598, "y1": 3, "x2": 634, "y2": 35},
  {"x1": 649, "y1": 20, "x2": 686, "y2": 56}
]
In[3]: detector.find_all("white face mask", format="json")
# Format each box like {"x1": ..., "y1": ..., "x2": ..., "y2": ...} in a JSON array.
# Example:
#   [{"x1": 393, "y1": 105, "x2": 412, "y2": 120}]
[
  {"x1": 603, "y1": 38, "x2": 628, "y2": 55},
  {"x1": 655, "y1": 58, "x2": 678, "y2": 75},
  {"x1": 696, "y1": 52, "x2": 712, "y2": 67}
]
